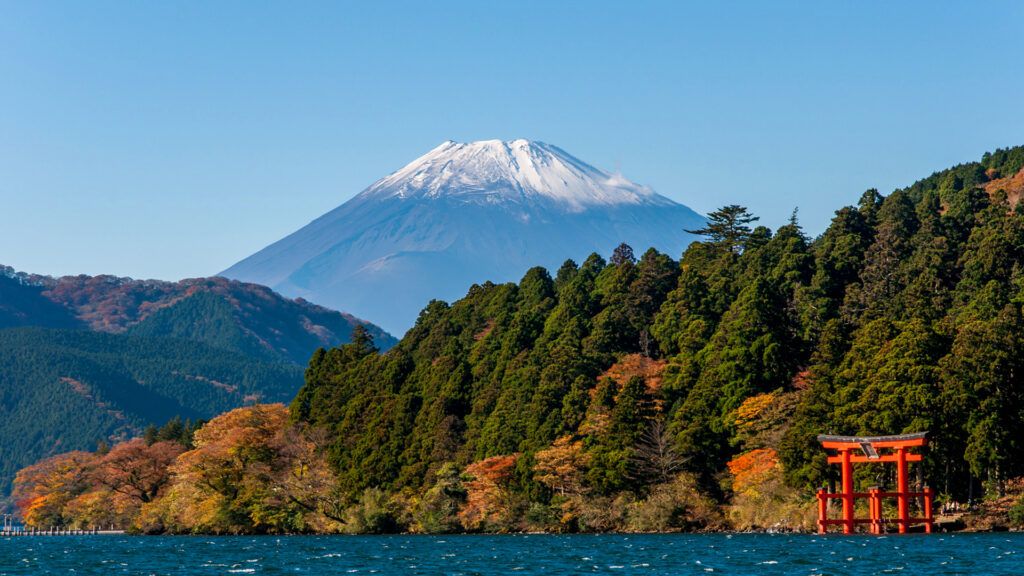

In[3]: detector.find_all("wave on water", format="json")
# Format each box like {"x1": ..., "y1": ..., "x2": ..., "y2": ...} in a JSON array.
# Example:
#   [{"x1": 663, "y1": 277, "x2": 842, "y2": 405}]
[{"x1": 0, "y1": 533, "x2": 1022, "y2": 575}]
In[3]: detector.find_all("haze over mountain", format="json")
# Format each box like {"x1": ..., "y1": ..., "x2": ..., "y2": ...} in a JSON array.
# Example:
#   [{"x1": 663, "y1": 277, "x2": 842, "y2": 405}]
[{"x1": 222, "y1": 139, "x2": 706, "y2": 334}]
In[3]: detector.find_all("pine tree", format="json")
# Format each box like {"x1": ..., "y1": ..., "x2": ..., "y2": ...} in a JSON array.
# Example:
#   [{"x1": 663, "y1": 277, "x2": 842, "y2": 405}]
[
  {"x1": 349, "y1": 324, "x2": 379, "y2": 356},
  {"x1": 686, "y1": 205, "x2": 760, "y2": 254},
  {"x1": 610, "y1": 243, "x2": 637, "y2": 266}
]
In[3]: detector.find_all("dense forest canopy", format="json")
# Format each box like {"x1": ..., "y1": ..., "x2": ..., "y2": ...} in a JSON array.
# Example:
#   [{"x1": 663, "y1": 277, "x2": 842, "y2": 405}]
[
  {"x1": 12, "y1": 145, "x2": 1024, "y2": 533},
  {"x1": 293, "y1": 145, "x2": 1024, "y2": 518}
]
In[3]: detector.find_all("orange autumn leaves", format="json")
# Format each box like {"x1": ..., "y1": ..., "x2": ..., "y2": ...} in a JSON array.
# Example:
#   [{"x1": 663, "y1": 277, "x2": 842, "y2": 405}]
[
  {"x1": 138, "y1": 404, "x2": 345, "y2": 534},
  {"x1": 12, "y1": 441, "x2": 182, "y2": 530},
  {"x1": 97, "y1": 439, "x2": 184, "y2": 503},
  {"x1": 533, "y1": 437, "x2": 590, "y2": 497},
  {"x1": 458, "y1": 454, "x2": 519, "y2": 530},
  {"x1": 725, "y1": 391, "x2": 815, "y2": 531},
  {"x1": 13, "y1": 404, "x2": 344, "y2": 534},
  {"x1": 728, "y1": 391, "x2": 785, "y2": 495},
  {"x1": 727, "y1": 448, "x2": 780, "y2": 495},
  {"x1": 13, "y1": 451, "x2": 96, "y2": 529}
]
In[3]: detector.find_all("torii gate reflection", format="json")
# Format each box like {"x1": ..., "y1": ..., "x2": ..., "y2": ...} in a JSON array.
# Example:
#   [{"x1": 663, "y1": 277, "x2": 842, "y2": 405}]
[{"x1": 816, "y1": 432, "x2": 934, "y2": 534}]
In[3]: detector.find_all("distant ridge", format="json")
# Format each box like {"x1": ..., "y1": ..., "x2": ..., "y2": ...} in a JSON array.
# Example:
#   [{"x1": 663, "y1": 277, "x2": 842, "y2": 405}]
[{"x1": 1, "y1": 266, "x2": 396, "y2": 363}]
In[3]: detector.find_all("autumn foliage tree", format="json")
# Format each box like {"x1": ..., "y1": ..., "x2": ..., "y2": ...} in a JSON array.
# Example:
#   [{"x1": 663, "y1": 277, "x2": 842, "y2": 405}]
[
  {"x1": 94, "y1": 439, "x2": 183, "y2": 504},
  {"x1": 142, "y1": 403, "x2": 341, "y2": 534},
  {"x1": 12, "y1": 404, "x2": 342, "y2": 534},
  {"x1": 534, "y1": 437, "x2": 590, "y2": 498},
  {"x1": 12, "y1": 451, "x2": 97, "y2": 528},
  {"x1": 458, "y1": 454, "x2": 519, "y2": 531}
]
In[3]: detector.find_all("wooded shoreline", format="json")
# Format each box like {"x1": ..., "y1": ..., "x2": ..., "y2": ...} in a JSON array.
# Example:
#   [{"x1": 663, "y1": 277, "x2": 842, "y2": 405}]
[{"x1": 8, "y1": 147, "x2": 1024, "y2": 539}]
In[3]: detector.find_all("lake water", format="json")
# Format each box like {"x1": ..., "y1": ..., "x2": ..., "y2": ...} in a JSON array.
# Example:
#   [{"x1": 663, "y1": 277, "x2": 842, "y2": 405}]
[{"x1": 1, "y1": 533, "x2": 1021, "y2": 575}]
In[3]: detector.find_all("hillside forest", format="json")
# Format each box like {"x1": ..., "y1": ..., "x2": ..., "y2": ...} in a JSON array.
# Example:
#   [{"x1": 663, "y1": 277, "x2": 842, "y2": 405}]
[
  {"x1": 0, "y1": 272, "x2": 394, "y2": 501},
  {"x1": 12, "y1": 146, "x2": 1024, "y2": 534}
]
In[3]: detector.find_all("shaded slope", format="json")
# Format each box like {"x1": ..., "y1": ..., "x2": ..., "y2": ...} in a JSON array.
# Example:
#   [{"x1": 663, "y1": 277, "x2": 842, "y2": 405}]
[{"x1": 0, "y1": 269, "x2": 82, "y2": 329}]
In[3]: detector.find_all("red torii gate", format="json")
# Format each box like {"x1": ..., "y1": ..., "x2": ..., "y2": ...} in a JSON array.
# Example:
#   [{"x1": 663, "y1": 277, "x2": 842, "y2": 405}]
[{"x1": 816, "y1": 432, "x2": 934, "y2": 535}]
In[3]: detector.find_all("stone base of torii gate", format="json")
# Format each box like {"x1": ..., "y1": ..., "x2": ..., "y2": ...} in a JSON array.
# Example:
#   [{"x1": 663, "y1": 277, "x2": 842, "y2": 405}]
[{"x1": 816, "y1": 432, "x2": 934, "y2": 535}]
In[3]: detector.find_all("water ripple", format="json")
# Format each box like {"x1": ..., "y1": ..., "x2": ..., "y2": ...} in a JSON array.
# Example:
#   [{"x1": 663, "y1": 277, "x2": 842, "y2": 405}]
[{"x1": 0, "y1": 533, "x2": 1022, "y2": 575}]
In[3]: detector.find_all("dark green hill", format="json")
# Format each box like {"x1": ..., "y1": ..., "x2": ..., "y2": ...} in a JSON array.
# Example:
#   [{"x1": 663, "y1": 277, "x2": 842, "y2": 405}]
[
  {"x1": 123, "y1": 285, "x2": 396, "y2": 364},
  {"x1": 292, "y1": 145, "x2": 1024, "y2": 510},
  {"x1": 126, "y1": 291, "x2": 289, "y2": 363},
  {"x1": 0, "y1": 327, "x2": 303, "y2": 497}
]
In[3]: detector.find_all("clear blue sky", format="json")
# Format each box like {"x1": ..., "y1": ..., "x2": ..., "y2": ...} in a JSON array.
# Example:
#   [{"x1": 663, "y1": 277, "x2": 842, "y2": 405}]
[{"x1": 2, "y1": 1, "x2": 1022, "y2": 280}]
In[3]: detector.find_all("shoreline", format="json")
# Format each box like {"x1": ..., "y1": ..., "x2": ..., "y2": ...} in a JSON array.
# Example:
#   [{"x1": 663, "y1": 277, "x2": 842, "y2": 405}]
[
  {"x1": 8, "y1": 522, "x2": 1017, "y2": 537},
  {"x1": 5, "y1": 529, "x2": 1023, "y2": 537}
]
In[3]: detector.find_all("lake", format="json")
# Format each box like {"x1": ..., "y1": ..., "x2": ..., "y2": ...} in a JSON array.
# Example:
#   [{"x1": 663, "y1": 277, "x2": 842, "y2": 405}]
[{"x1": 1, "y1": 533, "x2": 1021, "y2": 575}]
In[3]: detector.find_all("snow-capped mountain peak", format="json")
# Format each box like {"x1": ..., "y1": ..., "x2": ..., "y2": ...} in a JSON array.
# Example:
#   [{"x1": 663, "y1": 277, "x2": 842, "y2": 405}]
[
  {"x1": 222, "y1": 139, "x2": 705, "y2": 334},
  {"x1": 361, "y1": 139, "x2": 668, "y2": 212}
]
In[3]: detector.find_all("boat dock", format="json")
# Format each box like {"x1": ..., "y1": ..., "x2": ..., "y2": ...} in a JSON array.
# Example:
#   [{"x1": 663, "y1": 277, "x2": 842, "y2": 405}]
[
  {"x1": 1, "y1": 527, "x2": 126, "y2": 536},
  {"x1": 2, "y1": 515, "x2": 124, "y2": 536}
]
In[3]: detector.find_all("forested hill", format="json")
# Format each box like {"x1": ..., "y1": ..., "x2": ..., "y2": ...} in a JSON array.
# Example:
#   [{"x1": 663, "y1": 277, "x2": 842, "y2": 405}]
[
  {"x1": 0, "y1": 270, "x2": 395, "y2": 504},
  {"x1": 290, "y1": 146, "x2": 1024, "y2": 529}
]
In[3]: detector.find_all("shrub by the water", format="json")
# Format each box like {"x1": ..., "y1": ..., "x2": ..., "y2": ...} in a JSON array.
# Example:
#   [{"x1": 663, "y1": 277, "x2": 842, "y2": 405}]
[{"x1": 1009, "y1": 498, "x2": 1024, "y2": 528}]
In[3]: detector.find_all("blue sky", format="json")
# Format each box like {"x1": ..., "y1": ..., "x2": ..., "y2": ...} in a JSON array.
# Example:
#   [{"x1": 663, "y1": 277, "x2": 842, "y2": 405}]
[{"x1": 2, "y1": 1, "x2": 1022, "y2": 280}]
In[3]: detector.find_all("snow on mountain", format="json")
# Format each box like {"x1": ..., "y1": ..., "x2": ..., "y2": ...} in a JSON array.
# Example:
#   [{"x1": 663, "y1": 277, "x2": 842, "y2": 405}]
[
  {"x1": 221, "y1": 140, "x2": 706, "y2": 335},
  {"x1": 364, "y1": 139, "x2": 672, "y2": 210}
]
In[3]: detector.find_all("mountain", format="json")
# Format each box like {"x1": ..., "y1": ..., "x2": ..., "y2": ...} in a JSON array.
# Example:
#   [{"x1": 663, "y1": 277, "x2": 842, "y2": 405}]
[
  {"x1": 0, "y1": 267, "x2": 396, "y2": 363},
  {"x1": 221, "y1": 139, "x2": 706, "y2": 334}
]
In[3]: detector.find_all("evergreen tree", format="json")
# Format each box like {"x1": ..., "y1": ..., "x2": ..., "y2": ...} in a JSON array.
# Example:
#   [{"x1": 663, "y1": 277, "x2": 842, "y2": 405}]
[
  {"x1": 672, "y1": 278, "x2": 798, "y2": 477},
  {"x1": 941, "y1": 305, "x2": 1024, "y2": 493},
  {"x1": 842, "y1": 190, "x2": 918, "y2": 323},
  {"x1": 610, "y1": 376, "x2": 655, "y2": 446},
  {"x1": 610, "y1": 243, "x2": 637, "y2": 266},
  {"x1": 686, "y1": 205, "x2": 760, "y2": 254},
  {"x1": 349, "y1": 324, "x2": 379, "y2": 356}
]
